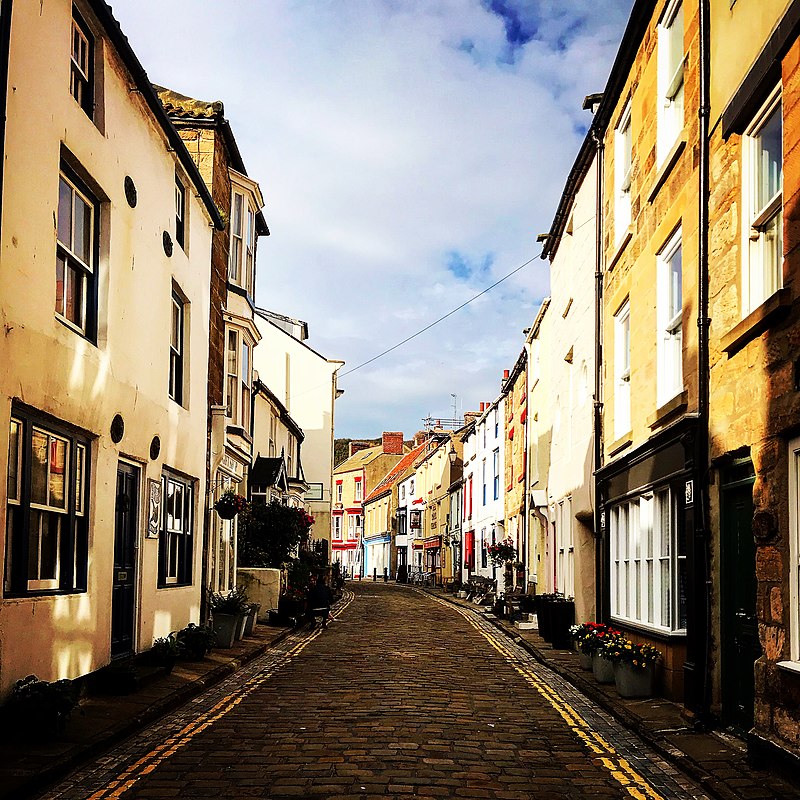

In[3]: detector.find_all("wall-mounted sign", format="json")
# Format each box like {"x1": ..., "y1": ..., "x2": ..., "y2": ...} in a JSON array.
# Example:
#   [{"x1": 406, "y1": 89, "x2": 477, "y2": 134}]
[
  {"x1": 685, "y1": 479, "x2": 694, "y2": 507},
  {"x1": 147, "y1": 478, "x2": 162, "y2": 538},
  {"x1": 221, "y1": 455, "x2": 243, "y2": 478}
]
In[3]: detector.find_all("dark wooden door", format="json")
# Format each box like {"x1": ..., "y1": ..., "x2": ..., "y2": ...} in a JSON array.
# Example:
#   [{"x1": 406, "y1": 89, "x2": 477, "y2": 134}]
[
  {"x1": 720, "y1": 460, "x2": 759, "y2": 731},
  {"x1": 111, "y1": 462, "x2": 139, "y2": 658}
]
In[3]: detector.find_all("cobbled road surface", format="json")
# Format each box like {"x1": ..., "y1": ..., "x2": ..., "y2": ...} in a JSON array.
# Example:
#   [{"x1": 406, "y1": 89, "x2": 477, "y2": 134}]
[{"x1": 38, "y1": 583, "x2": 709, "y2": 800}]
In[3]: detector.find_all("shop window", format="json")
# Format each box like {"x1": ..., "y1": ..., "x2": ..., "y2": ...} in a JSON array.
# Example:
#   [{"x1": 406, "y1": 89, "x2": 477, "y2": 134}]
[{"x1": 4, "y1": 412, "x2": 89, "y2": 596}]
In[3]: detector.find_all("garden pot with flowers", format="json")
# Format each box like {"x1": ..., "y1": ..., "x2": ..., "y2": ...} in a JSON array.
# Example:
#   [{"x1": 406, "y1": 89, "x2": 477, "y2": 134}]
[
  {"x1": 592, "y1": 628, "x2": 624, "y2": 684},
  {"x1": 569, "y1": 622, "x2": 604, "y2": 669},
  {"x1": 214, "y1": 490, "x2": 247, "y2": 520},
  {"x1": 605, "y1": 638, "x2": 661, "y2": 698}
]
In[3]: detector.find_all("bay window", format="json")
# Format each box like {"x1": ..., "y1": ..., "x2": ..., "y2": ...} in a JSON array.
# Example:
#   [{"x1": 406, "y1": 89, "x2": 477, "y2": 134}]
[
  {"x1": 225, "y1": 328, "x2": 253, "y2": 429},
  {"x1": 610, "y1": 487, "x2": 686, "y2": 632},
  {"x1": 5, "y1": 412, "x2": 89, "y2": 596},
  {"x1": 229, "y1": 189, "x2": 256, "y2": 295}
]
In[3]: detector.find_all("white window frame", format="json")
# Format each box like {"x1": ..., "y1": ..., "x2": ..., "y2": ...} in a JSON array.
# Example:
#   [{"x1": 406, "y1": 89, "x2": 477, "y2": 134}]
[
  {"x1": 614, "y1": 101, "x2": 632, "y2": 244},
  {"x1": 742, "y1": 88, "x2": 783, "y2": 316},
  {"x1": 657, "y1": 228, "x2": 683, "y2": 406},
  {"x1": 225, "y1": 329, "x2": 239, "y2": 423},
  {"x1": 355, "y1": 479, "x2": 363, "y2": 502},
  {"x1": 169, "y1": 290, "x2": 185, "y2": 405},
  {"x1": 70, "y1": 13, "x2": 91, "y2": 114},
  {"x1": 229, "y1": 189, "x2": 256, "y2": 294},
  {"x1": 657, "y1": 0, "x2": 684, "y2": 164},
  {"x1": 241, "y1": 339, "x2": 251, "y2": 431},
  {"x1": 788, "y1": 437, "x2": 800, "y2": 662},
  {"x1": 555, "y1": 497, "x2": 574, "y2": 599},
  {"x1": 175, "y1": 176, "x2": 186, "y2": 251},
  {"x1": 336, "y1": 482, "x2": 343, "y2": 503},
  {"x1": 614, "y1": 301, "x2": 631, "y2": 439},
  {"x1": 610, "y1": 488, "x2": 685, "y2": 633},
  {"x1": 333, "y1": 515, "x2": 342, "y2": 540}
]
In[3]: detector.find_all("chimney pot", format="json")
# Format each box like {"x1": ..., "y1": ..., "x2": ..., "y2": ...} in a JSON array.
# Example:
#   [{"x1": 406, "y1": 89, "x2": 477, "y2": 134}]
[{"x1": 503, "y1": 369, "x2": 510, "y2": 380}]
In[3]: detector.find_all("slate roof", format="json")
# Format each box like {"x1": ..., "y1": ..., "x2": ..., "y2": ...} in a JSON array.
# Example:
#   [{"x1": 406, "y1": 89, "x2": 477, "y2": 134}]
[{"x1": 364, "y1": 441, "x2": 429, "y2": 504}]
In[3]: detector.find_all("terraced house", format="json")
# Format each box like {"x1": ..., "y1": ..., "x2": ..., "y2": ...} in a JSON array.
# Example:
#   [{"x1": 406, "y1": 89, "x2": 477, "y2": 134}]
[{"x1": 0, "y1": 0, "x2": 220, "y2": 693}]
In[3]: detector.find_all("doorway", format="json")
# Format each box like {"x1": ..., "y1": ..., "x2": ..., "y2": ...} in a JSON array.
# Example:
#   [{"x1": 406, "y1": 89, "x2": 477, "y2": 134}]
[
  {"x1": 720, "y1": 459, "x2": 759, "y2": 732},
  {"x1": 111, "y1": 461, "x2": 139, "y2": 658}
]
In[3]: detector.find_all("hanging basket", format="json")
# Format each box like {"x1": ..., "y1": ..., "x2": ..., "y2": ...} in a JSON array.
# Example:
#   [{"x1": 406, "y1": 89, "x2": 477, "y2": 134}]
[{"x1": 214, "y1": 491, "x2": 247, "y2": 520}]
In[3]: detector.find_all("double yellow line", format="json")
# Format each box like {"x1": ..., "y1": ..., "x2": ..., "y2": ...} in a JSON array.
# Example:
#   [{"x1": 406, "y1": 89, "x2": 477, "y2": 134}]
[
  {"x1": 86, "y1": 591, "x2": 354, "y2": 800},
  {"x1": 435, "y1": 596, "x2": 666, "y2": 800}
]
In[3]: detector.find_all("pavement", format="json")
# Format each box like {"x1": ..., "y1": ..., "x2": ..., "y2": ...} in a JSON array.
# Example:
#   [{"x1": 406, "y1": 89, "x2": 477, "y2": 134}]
[
  {"x1": 0, "y1": 622, "x2": 293, "y2": 800},
  {"x1": 429, "y1": 587, "x2": 800, "y2": 800},
  {"x1": 2, "y1": 583, "x2": 798, "y2": 800}
]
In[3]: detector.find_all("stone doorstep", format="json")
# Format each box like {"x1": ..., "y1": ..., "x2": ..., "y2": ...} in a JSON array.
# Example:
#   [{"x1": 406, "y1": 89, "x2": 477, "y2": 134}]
[
  {"x1": 428, "y1": 589, "x2": 800, "y2": 800},
  {"x1": 0, "y1": 624, "x2": 293, "y2": 800},
  {"x1": 513, "y1": 621, "x2": 537, "y2": 631}
]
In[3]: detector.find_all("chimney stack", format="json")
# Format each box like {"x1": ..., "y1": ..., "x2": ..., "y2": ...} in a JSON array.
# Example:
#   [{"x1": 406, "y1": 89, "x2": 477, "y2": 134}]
[
  {"x1": 349, "y1": 441, "x2": 372, "y2": 457},
  {"x1": 382, "y1": 431, "x2": 404, "y2": 455}
]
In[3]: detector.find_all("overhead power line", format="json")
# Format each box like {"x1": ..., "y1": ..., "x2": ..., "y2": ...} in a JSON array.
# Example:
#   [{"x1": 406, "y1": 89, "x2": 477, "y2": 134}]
[{"x1": 339, "y1": 252, "x2": 542, "y2": 379}]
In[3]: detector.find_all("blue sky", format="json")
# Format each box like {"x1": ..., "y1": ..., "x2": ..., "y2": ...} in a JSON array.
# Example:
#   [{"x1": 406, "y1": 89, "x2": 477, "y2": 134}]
[{"x1": 112, "y1": 0, "x2": 632, "y2": 439}]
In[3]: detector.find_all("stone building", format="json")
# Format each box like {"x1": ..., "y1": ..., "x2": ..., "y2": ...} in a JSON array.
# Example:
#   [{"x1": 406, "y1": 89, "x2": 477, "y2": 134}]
[
  {"x1": 0, "y1": 0, "x2": 220, "y2": 693},
  {"x1": 156, "y1": 88, "x2": 269, "y2": 601},
  {"x1": 593, "y1": 0, "x2": 702, "y2": 704},
  {"x1": 706, "y1": 0, "x2": 800, "y2": 763}
]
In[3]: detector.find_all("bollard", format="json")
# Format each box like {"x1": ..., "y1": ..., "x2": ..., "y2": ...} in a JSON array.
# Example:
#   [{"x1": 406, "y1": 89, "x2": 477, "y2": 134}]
[
  {"x1": 373, "y1": 568, "x2": 377, "y2": 582},
  {"x1": 383, "y1": 569, "x2": 388, "y2": 583}
]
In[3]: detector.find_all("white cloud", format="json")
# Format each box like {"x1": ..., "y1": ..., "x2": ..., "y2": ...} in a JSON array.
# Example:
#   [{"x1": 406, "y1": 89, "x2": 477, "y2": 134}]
[{"x1": 112, "y1": 0, "x2": 631, "y2": 437}]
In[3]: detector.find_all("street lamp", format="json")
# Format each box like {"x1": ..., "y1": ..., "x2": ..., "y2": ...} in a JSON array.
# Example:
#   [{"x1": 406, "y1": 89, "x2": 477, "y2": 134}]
[{"x1": 448, "y1": 444, "x2": 457, "y2": 466}]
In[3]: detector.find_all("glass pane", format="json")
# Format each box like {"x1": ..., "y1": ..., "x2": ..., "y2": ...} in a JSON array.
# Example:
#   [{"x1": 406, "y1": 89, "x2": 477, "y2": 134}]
[
  {"x1": 75, "y1": 444, "x2": 85, "y2": 515},
  {"x1": 66, "y1": 264, "x2": 83, "y2": 328},
  {"x1": 227, "y1": 331, "x2": 238, "y2": 374},
  {"x1": 668, "y1": 6, "x2": 683, "y2": 79},
  {"x1": 230, "y1": 240, "x2": 240, "y2": 281},
  {"x1": 763, "y1": 209, "x2": 783, "y2": 297},
  {"x1": 232, "y1": 193, "x2": 243, "y2": 235},
  {"x1": 28, "y1": 510, "x2": 41, "y2": 579},
  {"x1": 48, "y1": 436, "x2": 68, "y2": 509},
  {"x1": 756, "y1": 107, "x2": 782, "y2": 212},
  {"x1": 167, "y1": 480, "x2": 176, "y2": 529},
  {"x1": 242, "y1": 342, "x2": 250, "y2": 381},
  {"x1": 8, "y1": 420, "x2": 20, "y2": 502},
  {"x1": 73, "y1": 191, "x2": 92, "y2": 266},
  {"x1": 40, "y1": 513, "x2": 59, "y2": 580},
  {"x1": 58, "y1": 179, "x2": 72, "y2": 245},
  {"x1": 661, "y1": 560, "x2": 670, "y2": 624},
  {"x1": 669, "y1": 245, "x2": 682, "y2": 320},
  {"x1": 30, "y1": 430, "x2": 49, "y2": 505},
  {"x1": 171, "y1": 299, "x2": 181, "y2": 351},
  {"x1": 55, "y1": 254, "x2": 66, "y2": 316}
]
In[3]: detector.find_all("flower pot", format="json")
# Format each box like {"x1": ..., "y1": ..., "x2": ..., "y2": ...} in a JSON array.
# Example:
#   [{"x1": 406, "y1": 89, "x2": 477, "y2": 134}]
[
  {"x1": 592, "y1": 653, "x2": 616, "y2": 684},
  {"x1": 614, "y1": 662, "x2": 655, "y2": 698},
  {"x1": 578, "y1": 651, "x2": 593, "y2": 670},
  {"x1": 235, "y1": 612, "x2": 248, "y2": 640},
  {"x1": 243, "y1": 604, "x2": 261, "y2": 636},
  {"x1": 211, "y1": 613, "x2": 238, "y2": 648}
]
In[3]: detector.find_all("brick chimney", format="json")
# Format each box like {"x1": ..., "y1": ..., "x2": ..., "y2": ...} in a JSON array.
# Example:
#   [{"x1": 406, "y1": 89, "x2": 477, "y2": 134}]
[
  {"x1": 413, "y1": 430, "x2": 428, "y2": 447},
  {"x1": 479, "y1": 402, "x2": 485, "y2": 413},
  {"x1": 503, "y1": 369, "x2": 510, "y2": 380},
  {"x1": 382, "y1": 431, "x2": 404, "y2": 455}
]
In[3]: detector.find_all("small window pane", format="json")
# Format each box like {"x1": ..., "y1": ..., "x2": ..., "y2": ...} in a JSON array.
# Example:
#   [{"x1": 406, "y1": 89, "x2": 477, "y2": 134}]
[
  {"x1": 8, "y1": 419, "x2": 20, "y2": 503},
  {"x1": 39, "y1": 513, "x2": 59, "y2": 579},
  {"x1": 73, "y1": 192, "x2": 92, "y2": 266},
  {"x1": 48, "y1": 437, "x2": 68, "y2": 509},
  {"x1": 65, "y1": 264, "x2": 83, "y2": 328},
  {"x1": 58, "y1": 179, "x2": 73, "y2": 245},
  {"x1": 30, "y1": 430, "x2": 49, "y2": 506},
  {"x1": 756, "y1": 108, "x2": 782, "y2": 211},
  {"x1": 668, "y1": 245, "x2": 682, "y2": 321},
  {"x1": 75, "y1": 444, "x2": 85, "y2": 516}
]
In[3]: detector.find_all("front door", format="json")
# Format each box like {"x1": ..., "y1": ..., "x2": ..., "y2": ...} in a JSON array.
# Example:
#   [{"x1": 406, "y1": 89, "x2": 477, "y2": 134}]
[
  {"x1": 720, "y1": 460, "x2": 759, "y2": 731},
  {"x1": 111, "y1": 462, "x2": 139, "y2": 658}
]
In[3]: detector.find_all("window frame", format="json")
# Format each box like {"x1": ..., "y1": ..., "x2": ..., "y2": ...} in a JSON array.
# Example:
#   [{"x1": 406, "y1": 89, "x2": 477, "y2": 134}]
[
  {"x1": 614, "y1": 100, "x2": 632, "y2": 244},
  {"x1": 492, "y1": 448, "x2": 500, "y2": 501},
  {"x1": 742, "y1": 88, "x2": 783, "y2": 316},
  {"x1": 169, "y1": 290, "x2": 185, "y2": 406},
  {"x1": 70, "y1": 8, "x2": 94, "y2": 118},
  {"x1": 333, "y1": 515, "x2": 342, "y2": 540},
  {"x1": 4, "y1": 410, "x2": 90, "y2": 597},
  {"x1": 56, "y1": 166, "x2": 98, "y2": 340},
  {"x1": 609, "y1": 486, "x2": 686, "y2": 634},
  {"x1": 657, "y1": 228, "x2": 683, "y2": 406},
  {"x1": 614, "y1": 301, "x2": 631, "y2": 438},
  {"x1": 229, "y1": 189, "x2": 256, "y2": 295},
  {"x1": 657, "y1": 0, "x2": 685, "y2": 164},
  {"x1": 158, "y1": 470, "x2": 194, "y2": 588},
  {"x1": 175, "y1": 175, "x2": 186, "y2": 251}
]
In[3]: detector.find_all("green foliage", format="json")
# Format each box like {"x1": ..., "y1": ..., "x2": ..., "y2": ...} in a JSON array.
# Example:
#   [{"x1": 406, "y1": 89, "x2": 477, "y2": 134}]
[
  {"x1": 7, "y1": 675, "x2": 79, "y2": 735},
  {"x1": 176, "y1": 623, "x2": 216, "y2": 660},
  {"x1": 208, "y1": 587, "x2": 249, "y2": 615},
  {"x1": 238, "y1": 500, "x2": 314, "y2": 567},
  {"x1": 151, "y1": 633, "x2": 181, "y2": 665}
]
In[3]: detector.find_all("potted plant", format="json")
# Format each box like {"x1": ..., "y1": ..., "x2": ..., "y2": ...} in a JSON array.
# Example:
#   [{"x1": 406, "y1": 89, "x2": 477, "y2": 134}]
[
  {"x1": 242, "y1": 603, "x2": 262, "y2": 636},
  {"x1": 486, "y1": 539, "x2": 517, "y2": 566},
  {"x1": 208, "y1": 587, "x2": 249, "y2": 647},
  {"x1": 214, "y1": 490, "x2": 247, "y2": 520},
  {"x1": 592, "y1": 626, "x2": 623, "y2": 683},
  {"x1": 5, "y1": 674, "x2": 79, "y2": 738},
  {"x1": 150, "y1": 633, "x2": 181, "y2": 673},
  {"x1": 176, "y1": 623, "x2": 216, "y2": 660},
  {"x1": 570, "y1": 622, "x2": 620, "y2": 671},
  {"x1": 606, "y1": 639, "x2": 661, "y2": 698}
]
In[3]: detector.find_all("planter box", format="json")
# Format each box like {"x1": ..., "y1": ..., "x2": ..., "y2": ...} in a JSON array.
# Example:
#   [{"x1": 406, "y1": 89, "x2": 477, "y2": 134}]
[
  {"x1": 235, "y1": 612, "x2": 248, "y2": 640},
  {"x1": 592, "y1": 653, "x2": 615, "y2": 684},
  {"x1": 578, "y1": 651, "x2": 593, "y2": 670},
  {"x1": 549, "y1": 600, "x2": 575, "y2": 649},
  {"x1": 614, "y1": 662, "x2": 655, "y2": 698},
  {"x1": 243, "y1": 604, "x2": 261, "y2": 636},
  {"x1": 211, "y1": 613, "x2": 238, "y2": 649}
]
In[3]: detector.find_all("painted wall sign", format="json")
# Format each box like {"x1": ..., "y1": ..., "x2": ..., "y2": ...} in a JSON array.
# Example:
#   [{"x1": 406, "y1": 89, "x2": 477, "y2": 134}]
[{"x1": 147, "y1": 478, "x2": 162, "y2": 538}]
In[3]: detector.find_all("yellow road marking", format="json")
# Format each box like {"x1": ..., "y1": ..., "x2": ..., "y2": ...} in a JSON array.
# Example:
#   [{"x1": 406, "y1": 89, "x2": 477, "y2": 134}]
[
  {"x1": 85, "y1": 591, "x2": 355, "y2": 800},
  {"x1": 427, "y1": 593, "x2": 667, "y2": 800}
]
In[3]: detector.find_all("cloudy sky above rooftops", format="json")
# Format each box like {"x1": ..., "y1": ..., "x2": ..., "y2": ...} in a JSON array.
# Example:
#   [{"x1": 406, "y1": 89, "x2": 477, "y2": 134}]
[{"x1": 113, "y1": 0, "x2": 632, "y2": 439}]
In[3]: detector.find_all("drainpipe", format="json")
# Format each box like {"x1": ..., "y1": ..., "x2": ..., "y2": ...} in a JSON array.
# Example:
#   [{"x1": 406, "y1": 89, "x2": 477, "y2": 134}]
[
  {"x1": 694, "y1": 0, "x2": 712, "y2": 724},
  {"x1": 591, "y1": 127, "x2": 606, "y2": 623},
  {"x1": 0, "y1": 0, "x2": 14, "y2": 237}
]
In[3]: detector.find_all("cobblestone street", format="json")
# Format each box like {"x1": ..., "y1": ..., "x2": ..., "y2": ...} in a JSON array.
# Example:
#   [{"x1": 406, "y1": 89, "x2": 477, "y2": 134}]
[{"x1": 38, "y1": 584, "x2": 709, "y2": 800}]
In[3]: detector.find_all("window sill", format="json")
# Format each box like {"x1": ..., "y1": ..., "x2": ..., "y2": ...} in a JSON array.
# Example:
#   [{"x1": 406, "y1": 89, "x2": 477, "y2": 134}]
[
  {"x1": 611, "y1": 617, "x2": 687, "y2": 641},
  {"x1": 647, "y1": 136, "x2": 686, "y2": 204},
  {"x1": 721, "y1": 288, "x2": 792, "y2": 356},
  {"x1": 608, "y1": 432, "x2": 632, "y2": 457},
  {"x1": 777, "y1": 660, "x2": 800, "y2": 676},
  {"x1": 226, "y1": 424, "x2": 253, "y2": 444},
  {"x1": 648, "y1": 391, "x2": 688, "y2": 430},
  {"x1": 608, "y1": 229, "x2": 633, "y2": 272}
]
